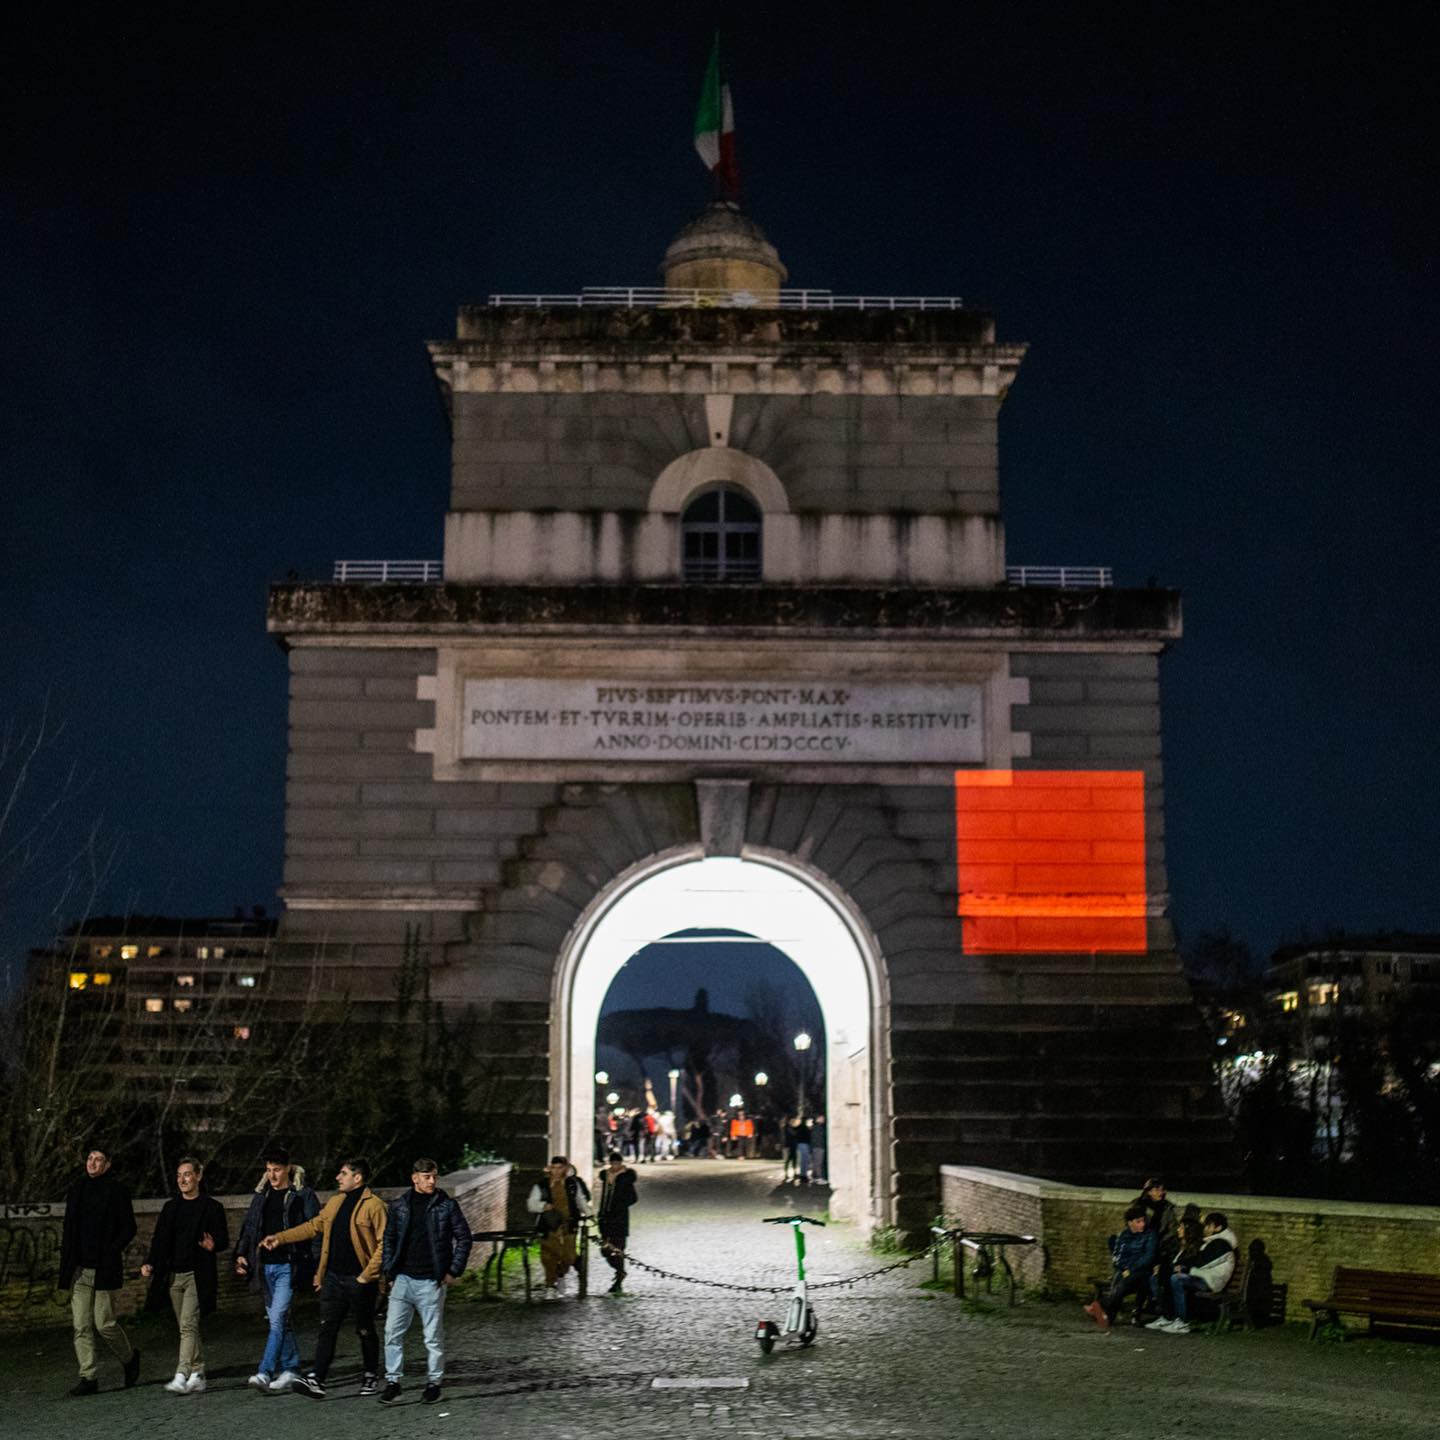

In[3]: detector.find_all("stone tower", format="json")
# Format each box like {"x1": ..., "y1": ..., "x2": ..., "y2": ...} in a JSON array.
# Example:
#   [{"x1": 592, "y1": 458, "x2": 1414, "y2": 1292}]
[{"x1": 269, "y1": 201, "x2": 1233, "y2": 1232}]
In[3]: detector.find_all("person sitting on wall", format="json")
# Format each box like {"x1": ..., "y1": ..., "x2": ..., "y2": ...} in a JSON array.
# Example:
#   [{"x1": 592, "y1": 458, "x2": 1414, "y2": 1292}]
[
  {"x1": 526, "y1": 1156, "x2": 591, "y2": 1294},
  {"x1": 1151, "y1": 1212, "x2": 1238, "y2": 1334},
  {"x1": 1083, "y1": 1203, "x2": 1156, "y2": 1330},
  {"x1": 1135, "y1": 1176, "x2": 1178, "y2": 1320}
]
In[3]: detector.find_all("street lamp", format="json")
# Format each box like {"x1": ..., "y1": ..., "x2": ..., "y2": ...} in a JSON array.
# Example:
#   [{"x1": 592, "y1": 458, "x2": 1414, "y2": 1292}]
[
  {"x1": 606, "y1": 1091, "x2": 619, "y2": 1106},
  {"x1": 595, "y1": 1069, "x2": 609, "y2": 1084},
  {"x1": 729, "y1": 1092, "x2": 744, "y2": 1108},
  {"x1": 754, "y1": 1071, "x2": 768, "y2": 1086},
  {"x1": 667, "y1": 1067, "x2": 680, "y2": 1128},
  {"x1": 793, "y1": 1032, "x2": 813, "y2": 1118}
]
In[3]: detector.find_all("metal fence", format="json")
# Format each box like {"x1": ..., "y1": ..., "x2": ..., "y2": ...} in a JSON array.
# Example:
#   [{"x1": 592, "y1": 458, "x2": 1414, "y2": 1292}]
[
  {"x1": 1005, "y1": 566, "x2": 1113, "y2": 589},
  {"x1": 487, "y1": 286, "x2": 965, "y2": 312},
  {"x1": 331, "y1": 560, "x2": 443, "y2": 584}
]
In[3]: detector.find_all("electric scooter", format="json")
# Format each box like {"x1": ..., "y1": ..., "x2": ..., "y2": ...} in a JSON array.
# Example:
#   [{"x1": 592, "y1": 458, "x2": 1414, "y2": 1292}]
[{"x1": 754, "y1": 1214, "x2": 824, "y2": 1354}]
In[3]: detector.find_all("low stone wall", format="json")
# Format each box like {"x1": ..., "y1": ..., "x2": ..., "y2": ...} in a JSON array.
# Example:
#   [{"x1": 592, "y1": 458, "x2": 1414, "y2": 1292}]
[
  {"x1": 0, "y1": 1163, "x2": 510, "y2": 1332},
  {"x1": 940, "y1": 1165, "x2": 1440, "y2": 1322}
]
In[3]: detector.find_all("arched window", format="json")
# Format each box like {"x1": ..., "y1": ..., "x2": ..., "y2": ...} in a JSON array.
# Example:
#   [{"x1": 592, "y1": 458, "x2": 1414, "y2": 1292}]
[{"x1": 681, "y1": 487, "x2": 762, "y2": 582}]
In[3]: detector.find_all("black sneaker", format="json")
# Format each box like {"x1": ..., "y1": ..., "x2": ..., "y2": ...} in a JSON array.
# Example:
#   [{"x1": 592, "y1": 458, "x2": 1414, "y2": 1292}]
[
  {"x1": 292, "y1": 1374, "x2": 326, "y2": 1399},
  {"x1": 358, "y1": 1374, "x2": 379, "y2": 1396},
  {"x1": 69, "y1": 1378, "x2": 99, "y2": 1398},
  {"x1": 422, "y1": 1383, "x2": 442, "y2": 1404},
  {"x1": 380, "y1": 1383, "x2": 402, "y2": 1404},
  {"x1": 608, "y1": 1278, "x2": 624, "y2": 1295},
  {"x1": 123, "y1": 1349, "x2": 142, "y2": 1389}
]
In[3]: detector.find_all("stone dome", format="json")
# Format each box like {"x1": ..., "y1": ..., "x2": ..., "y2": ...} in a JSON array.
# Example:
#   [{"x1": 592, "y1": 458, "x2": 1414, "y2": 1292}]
[{"x1": 660, "y1": 201, "x2": 788, "y2": 298}]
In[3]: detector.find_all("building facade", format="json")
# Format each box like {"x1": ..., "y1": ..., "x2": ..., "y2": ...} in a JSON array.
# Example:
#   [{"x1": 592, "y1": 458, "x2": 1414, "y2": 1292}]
[{"x1": 267, "y1": 204, "x2": 1232, "y2": 1230}]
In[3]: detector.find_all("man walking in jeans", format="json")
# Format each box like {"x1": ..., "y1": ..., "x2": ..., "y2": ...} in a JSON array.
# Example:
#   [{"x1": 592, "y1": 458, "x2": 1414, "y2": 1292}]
[
  {"x1": 262, "y1": 1157, "x2": 386, "y2": 1399},
  {"x1": 59, "y1": 1144, "x2": 140, "y2": 1396},
  {"x1": 378, "y1": 1158, "x2": 472, "y2": 1405},
  {"x1": 234, "y1": 1147, "x2": 320, "y2": 1394}
]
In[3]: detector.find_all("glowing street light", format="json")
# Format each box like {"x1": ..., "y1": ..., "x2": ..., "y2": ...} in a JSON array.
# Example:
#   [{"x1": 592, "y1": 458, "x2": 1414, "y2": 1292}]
[
  {"x1": 594, "y1": 1069, "x2": 609, "y2": 1084},
  {"x1": 729, "y1": 1093, "x2": 744, "y2": 1108},
  {"x1": 667, "y1": 1067, "x2": 681, "y2": 1130},
  {"x1": 754, "y1": 1071, "x2": 769, "y2": 1086},
  {"x1": 606, "y1": 1091, "x2": 620, "y2": 1105},
  {"x1": 793, "y1": 1032, "x2": 814, "y2": 1119},
  {"x1": 793, "y1": 1032, "x2": 812, "y2": 1052}
]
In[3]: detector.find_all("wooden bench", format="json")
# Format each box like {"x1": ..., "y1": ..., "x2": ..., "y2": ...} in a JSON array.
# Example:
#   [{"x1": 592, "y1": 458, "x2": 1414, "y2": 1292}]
[{"x1": 1303, "y1": 1266, "x2": 1440, "y2": 1340}]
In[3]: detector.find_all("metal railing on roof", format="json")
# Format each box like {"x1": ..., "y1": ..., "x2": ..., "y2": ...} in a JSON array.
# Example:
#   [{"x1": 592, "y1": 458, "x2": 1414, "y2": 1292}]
[
  {"x1": 329, "y1": 561, "x2": 1115, "y2": 589},
  {"x1": 332, "y1": 560, "x2": 442, "y2": 584},
  {"x1": 1005, "y1": 566, "x2": 1113, "y2": 589},
  {"x1": 486, "y1": 286, "x2": 964, "y2": 312}
]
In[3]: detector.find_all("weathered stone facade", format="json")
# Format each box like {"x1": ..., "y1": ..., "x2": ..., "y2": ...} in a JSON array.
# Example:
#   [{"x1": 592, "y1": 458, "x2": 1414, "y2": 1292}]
[{"x1": 268, "y1": 207, "x2": 1233, "y2": 1233}]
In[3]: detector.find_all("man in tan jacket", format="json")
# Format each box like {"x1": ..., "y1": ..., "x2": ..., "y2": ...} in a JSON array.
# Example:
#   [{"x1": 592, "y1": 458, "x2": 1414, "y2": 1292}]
[{"x1": 261, "y1": 1156, "x2": 386, "y2": 1399}]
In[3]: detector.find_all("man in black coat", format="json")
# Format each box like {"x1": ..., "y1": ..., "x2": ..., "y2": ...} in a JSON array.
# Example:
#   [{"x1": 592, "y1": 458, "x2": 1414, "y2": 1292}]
[
  {"x1": 59, "y1": 1143, "x2": 140, "y2": 1397},
  {"x1": 141, "y1": 1156, "x2": 230, "y2": 1395},
  {"x1": 377, "y1": 1158, "x2": 473, "y2": 1406},
  {"x1": 594, "y1": 1148, "x2": 638, "y2": 1295}
]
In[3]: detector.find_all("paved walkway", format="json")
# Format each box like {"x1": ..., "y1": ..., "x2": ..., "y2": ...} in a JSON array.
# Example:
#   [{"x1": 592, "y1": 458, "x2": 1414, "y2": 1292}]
[{"x1": 3, "y1": 1160, "x2": 1436, "y2": 1439}]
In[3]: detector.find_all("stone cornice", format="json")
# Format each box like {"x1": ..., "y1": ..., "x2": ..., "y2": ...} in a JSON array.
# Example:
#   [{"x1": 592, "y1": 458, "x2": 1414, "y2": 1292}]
[{"x1": 267, "y1": 583, "x2": 1181, "y2": 645}]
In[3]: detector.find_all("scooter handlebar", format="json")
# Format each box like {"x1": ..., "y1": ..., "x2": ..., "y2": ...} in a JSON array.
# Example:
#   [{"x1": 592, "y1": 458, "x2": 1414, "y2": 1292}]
[{"x1": 762, "y1": 1214, "x2": 827, "y2": 1226}]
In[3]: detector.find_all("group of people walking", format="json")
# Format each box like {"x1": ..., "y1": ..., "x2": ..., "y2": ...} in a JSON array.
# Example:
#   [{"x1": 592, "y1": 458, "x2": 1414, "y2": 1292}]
[
  {"x1": 1083, "y1": 1176, "x2": 1240, "y2": 1334},
  {"x1": 61, "y1": 1142, "x2": 473, "y2": 1405}
]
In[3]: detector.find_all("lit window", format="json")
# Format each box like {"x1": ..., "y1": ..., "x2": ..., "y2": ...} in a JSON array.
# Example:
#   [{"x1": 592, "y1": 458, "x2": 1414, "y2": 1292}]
[
  {"x1": 212, "y1": 946, "x2": 226, "y2": 959},
  {"x1": 119, "y1": 944, "x2": 138, "y2": 960},
  {"x1": 176, "y1": 974, "x2": 196, "y2": 987},
  {"x1": 233, "y1": 1025, "x2": 251, "y2": 1040},
  {"x1": 173, "y1": 998, "x2": 193, "y2": 1012},
  {"x1": 237, "y1": 975, "x2": 257, "y2": 988},
  {"x1": 91, "y1": 945, "x2": 113, "y2": 960},
  {"x1": 1278, "y1": 991, "x2": 1300, "y2": 1012},
  {"x1": 91, "y1": 972, "x2": 113, "y2": 986},
  {"x1": 1308, "y1": 982, "x2": 1338, "y2": 1006},
  {"x1": 196, "y1": 946, "x2": 209, "y2": 959},
  {"x1": 145, "y1": 998, "x2": 164, "y2": 1013},
  {"x1": 68, "y1": 972, "x2": 88, "y2": 990},
  {"x1": 147, "y1": 945, "x2": 163, "y2": 958},
  {"x1": 681, "y1": 487, "x2": 762, "y2": 582}
]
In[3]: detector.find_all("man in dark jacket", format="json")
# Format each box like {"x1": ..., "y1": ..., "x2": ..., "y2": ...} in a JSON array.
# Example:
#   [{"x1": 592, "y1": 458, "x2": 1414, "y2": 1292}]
[
  {"x1": 1083, "y1": 1204, "x2": 1156, "y2": 1330},
  {"x1": 141, "y1": 1156, "x2": 230, "y2": 1394},
  {"x1": 594, "y1": 1148, "x2": 638, "y2": 1294},
  {"x1": 377, "y1": 1158, "x2": 473, "y2": 1406},
  {"x1": 233, "y1": 1146, "x2": 321, "y2": 1393},
  {"x1": 60, "y1": 1143, "x2": 140, "y2": 1397}
]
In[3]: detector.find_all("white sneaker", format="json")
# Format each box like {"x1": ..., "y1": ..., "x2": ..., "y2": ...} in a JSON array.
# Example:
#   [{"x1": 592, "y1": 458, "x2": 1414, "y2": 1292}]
[
  {"x1": 184, "y1": 1371, "x2": 207, "y2": 1394},
  {"x1": 164, "y1": 1372, "x2": 189, "y2": 1394},
  {"x1": 1144, "y1": 1317, "x2": 1174, "y2": 1331},
  {"x1": 268, "y1": 1370, "x2": 299, "y2": 1393},
  {"x1": 247, "y1": 1373, "x2": 272, "y2": 1392},
  {"x1": 1168, "y1": 1321, "x2": 1192, "y2": 1335}
]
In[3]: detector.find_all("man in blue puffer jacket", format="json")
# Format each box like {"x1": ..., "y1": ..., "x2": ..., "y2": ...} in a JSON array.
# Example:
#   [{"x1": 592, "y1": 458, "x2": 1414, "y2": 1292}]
[
  {"x1": 1083, "y1": 1203, "x2": 1157, "y2": 1330},
  {"x1": 377, "y1": 1159, "x2": 473, "y2": 1406}
]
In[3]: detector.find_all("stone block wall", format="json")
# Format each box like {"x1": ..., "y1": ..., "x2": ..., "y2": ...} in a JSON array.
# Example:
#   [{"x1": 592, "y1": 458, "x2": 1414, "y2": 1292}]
[
  {"x1": 940, "y1": 1166, "x2": 1440, "y2": 1322},
  {"x1": 0, "y1": 1165, "x2": 510, "y2": 1333},
  {"x1": 448, "y1": 393, "x2": 1000, "y2": 518}
]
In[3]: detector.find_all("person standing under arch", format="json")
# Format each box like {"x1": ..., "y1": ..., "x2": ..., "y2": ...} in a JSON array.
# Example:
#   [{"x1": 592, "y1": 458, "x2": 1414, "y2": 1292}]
[{"x1": 526, "y1": 1156, "x2": 591, "y2": 1294}]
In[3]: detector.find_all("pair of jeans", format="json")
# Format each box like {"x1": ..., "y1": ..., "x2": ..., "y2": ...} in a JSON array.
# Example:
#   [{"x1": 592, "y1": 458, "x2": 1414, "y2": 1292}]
[
  {"x1": 1170, "y1": 1271, "x2": 1212, "y2": 1323},
  {"x1": 312, "y1": 1273, "x2": 379, "y2": 1380},
  {"x1": 259, "y1": 1262, "x2": 301, "y2": 1376},
  {"x1": 383, "y1": 1274, "x2": 446, "y2": 1383},
  {"x1": 70, "y1": 1267, "x2": 134, "y2": 1380},
  {"x1": 794, "y1": 1142, "x2": 813, "y2": 1180}
]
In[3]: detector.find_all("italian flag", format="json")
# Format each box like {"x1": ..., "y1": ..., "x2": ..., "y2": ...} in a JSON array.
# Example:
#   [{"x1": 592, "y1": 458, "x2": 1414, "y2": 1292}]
[{"x1": 694, "y1": 36, "x2": 739, "y2": 200}]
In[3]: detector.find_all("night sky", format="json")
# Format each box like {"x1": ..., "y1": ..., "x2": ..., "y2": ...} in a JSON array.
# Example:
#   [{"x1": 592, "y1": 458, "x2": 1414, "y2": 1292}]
[{"x1": 4, "y1": 3, "x2": 1437, "y2": 971}]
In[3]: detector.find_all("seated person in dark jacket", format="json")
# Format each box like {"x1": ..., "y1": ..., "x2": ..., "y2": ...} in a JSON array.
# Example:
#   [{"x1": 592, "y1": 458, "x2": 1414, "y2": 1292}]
[{"x1": 1083, "y1": 1203, "x2": 1156, "y2": 1329}]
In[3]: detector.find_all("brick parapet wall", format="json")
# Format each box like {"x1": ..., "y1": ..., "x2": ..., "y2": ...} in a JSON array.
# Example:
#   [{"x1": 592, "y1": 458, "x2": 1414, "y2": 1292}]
[
  {"x1": 0, "y1": 1164, "x2": 510, "y2": 1333},
  {"x1": 940, "y1": 1165, "x2": 1440, "y2": 1322}
]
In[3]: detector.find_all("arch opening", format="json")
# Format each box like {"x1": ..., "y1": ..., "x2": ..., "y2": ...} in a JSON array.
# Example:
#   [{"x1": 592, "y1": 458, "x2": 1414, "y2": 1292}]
[{"x1": 555, "y1": 853, "x2": 885, "y2": 1226}]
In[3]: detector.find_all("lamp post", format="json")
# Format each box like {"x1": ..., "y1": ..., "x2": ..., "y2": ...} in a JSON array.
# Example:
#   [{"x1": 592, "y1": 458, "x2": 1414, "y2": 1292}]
[{"x1": 793, "y1": 1032, "x2": 813, "y2": 1118}]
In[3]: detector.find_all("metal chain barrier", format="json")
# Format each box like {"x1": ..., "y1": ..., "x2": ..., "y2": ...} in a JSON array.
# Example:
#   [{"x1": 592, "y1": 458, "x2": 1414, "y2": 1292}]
[{"x1": 604, "y1": 1235, "x2": 947, "y2": 1295}]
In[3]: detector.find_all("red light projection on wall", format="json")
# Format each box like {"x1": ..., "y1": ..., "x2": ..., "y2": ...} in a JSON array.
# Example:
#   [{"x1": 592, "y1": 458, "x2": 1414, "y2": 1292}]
[{"x1": 954, "y1": 770, "x2": 1147, "y2": 954}]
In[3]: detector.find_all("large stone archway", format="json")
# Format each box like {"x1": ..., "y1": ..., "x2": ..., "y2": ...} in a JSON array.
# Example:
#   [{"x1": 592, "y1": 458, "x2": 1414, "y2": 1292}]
[{"x1": 553, "y1": 849, "x2": 889, "y2": 1225}]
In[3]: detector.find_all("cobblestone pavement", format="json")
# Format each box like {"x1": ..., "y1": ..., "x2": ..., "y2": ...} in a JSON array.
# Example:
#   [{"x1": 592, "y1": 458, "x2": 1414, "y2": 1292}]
[{"x1": 3, "y1": 1160, "x2": 1435, "y2": 1439}]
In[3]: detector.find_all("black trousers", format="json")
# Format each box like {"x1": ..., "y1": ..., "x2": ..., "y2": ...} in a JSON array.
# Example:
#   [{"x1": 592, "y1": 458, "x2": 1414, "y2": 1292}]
[
  {"x1": 599, "y1": 1224, "x2": 628, "y2": 1276},
  {"x1": 312, "y1": 1273, "x2": 378, "y2": 1379},
  {"x1": 1102, "y1": 1270, "x2": 1150, "y2": 1323}
]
